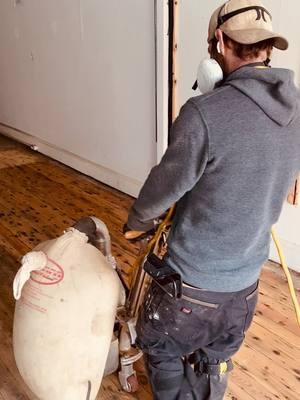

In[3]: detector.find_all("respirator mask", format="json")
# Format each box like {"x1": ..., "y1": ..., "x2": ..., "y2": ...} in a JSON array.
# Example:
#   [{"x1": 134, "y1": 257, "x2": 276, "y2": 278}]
[
  {"x1": 193, "y1": 39, "x2": 224, "y2": 94},
  {"x1": 192, "y1": 58, "x2": 224, "y2": 94}
]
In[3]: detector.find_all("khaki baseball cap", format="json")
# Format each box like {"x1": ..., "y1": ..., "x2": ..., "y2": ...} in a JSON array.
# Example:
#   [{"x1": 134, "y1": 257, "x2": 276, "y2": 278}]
[{"x1": 208, "y1": 0, "x2": 288, "y2": 50}]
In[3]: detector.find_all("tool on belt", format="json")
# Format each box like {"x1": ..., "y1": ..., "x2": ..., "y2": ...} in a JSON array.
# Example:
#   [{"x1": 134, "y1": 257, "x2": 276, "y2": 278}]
[{"x1": 143, "y1": 253, "x2": 182, "y2": 299}]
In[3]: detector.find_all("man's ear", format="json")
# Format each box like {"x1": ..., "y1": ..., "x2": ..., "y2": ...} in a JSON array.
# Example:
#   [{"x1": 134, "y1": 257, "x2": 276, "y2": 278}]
[{"x1": 215, "y1": 29, "x2": 225, "y2": 55}]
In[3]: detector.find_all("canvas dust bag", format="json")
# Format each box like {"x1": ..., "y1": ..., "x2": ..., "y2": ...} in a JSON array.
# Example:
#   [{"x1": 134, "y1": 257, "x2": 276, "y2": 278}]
[{"x1": 13, "y1": 227, "x2": 123, "y2": 400}]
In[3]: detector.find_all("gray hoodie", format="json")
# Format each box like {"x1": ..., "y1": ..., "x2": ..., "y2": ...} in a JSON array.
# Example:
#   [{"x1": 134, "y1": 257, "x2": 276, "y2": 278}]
[{"x1": 128, "y1": 66, "x2": 300, "y2": 292}]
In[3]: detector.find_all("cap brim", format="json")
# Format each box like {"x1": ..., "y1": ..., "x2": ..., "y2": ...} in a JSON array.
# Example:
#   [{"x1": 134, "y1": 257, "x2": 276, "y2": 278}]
[{"x1": 222, "y1": 28, "x2": 289, "y2": 50}]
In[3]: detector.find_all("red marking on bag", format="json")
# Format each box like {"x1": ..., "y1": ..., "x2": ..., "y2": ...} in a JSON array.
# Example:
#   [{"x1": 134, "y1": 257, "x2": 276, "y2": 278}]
[
  {"x1": 181, "y1": 307, "x2": 192, "y2": 314},
  {"x1": 20, "y1": 298, "x2": 47, "y2": 314},
  {"x1": 30, "y1": 258, "x2": 64, "y2": 285}
]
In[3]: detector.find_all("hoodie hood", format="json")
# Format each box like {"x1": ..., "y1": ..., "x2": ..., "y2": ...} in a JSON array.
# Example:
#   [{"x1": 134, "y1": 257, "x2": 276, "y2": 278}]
[{"x1": 225, "y1": 66, "x2": 300, "y2": 126}]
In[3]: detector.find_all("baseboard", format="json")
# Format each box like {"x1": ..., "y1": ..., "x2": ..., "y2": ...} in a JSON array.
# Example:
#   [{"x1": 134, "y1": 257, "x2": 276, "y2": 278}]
[{"x1": 0, "y1": 123, "x2": 142, "y2": 198}]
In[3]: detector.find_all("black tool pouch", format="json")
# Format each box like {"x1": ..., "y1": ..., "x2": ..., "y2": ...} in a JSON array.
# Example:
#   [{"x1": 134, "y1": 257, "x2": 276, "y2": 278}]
[{"x1": 143, "y1": 253, "x2": 182, "y2": 299}]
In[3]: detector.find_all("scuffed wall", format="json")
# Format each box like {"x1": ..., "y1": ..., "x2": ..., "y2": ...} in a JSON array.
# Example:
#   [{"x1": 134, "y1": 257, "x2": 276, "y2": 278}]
[{"x1": 0, "y1": 0, "x2": 157, "y2": 189}]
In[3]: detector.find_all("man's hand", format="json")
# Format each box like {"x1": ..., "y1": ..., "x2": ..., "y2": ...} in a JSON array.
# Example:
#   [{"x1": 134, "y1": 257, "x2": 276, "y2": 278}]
[{"x1": 123, "y1": 224, "x2": 155, "y2": 242}]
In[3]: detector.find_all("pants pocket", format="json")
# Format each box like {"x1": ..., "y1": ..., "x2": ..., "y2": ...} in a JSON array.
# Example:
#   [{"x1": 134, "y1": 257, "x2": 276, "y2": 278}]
[
  {"x1": 136, "y1": 287, "x2": 167, "y2": 355},
  {"x1": 170, "y1": 297, "x2": 222, "y2": 342},
  {"x1": 136, "y1": 326, "x2": 165, "y2": 355}
]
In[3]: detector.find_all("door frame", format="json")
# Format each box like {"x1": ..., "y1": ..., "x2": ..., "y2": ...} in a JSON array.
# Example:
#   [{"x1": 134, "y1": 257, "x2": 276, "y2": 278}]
[{"x1": 155, "y1": 0, "x2": 170, "y2": 163}]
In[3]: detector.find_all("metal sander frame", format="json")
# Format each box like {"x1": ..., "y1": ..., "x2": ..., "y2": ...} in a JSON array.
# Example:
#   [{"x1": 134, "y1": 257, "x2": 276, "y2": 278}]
[{"x1": 116, "y1": 209, "x2": 173, "y2": 393}]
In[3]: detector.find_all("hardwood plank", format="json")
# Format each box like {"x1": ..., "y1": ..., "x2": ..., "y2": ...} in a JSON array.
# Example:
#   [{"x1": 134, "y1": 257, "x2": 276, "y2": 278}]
[
  {"x1": 255, "y1": 300, "x2": 300, "y2": 337},
  {"x1": 1, "y1": 163, "x2": 136, "y2": 250},
  {"x1": 259, "y1": 279, "x2": 300, "y2": 311},
  {"x1": 28, "y1": 160, "x2": 134, "y2": 214},
  {"x1": 253, "y1": 311, "x2": 300, "y2": 350},
  {"x1": 0, "y1": 148, "x2": 42, "y2": 169},
  {"x1": 247, "y1": 322, "x2": 300, "y2": 366},
  {"x1": 236, "y1": 344, "x2": 299, "y2": 400},
  {"x1": 0, "y1": 166, "x2": 138, "y2": 285},
  {"x1": 0, "y1": 225, "x2": 28, "y2": 262},
  {"x1": 260, "y1": 266, "x2": 300, "y2": 294},
  {"x1": 227, "y1": 368, "x2": 282, "y2": 400},
  {"x1": 0, "y1": 349, "x2": 32, "y2": 400}
]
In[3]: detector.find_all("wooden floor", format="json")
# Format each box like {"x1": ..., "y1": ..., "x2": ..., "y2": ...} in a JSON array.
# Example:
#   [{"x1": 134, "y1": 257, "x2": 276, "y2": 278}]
[{"x1": 0, "y1": 134, "x2": 299, "y2": 400}]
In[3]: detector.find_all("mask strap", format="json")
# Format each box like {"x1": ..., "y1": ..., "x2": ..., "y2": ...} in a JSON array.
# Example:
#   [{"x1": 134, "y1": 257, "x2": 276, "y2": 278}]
[{"x1": 192, "y1": 80, "x2": 198, "y2": 91}]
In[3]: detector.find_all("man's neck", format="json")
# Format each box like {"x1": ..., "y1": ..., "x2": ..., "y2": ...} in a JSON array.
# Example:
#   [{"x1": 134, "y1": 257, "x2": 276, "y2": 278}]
[{"x1": 225, "y1": 56, "x2": 267, "y2": 75}]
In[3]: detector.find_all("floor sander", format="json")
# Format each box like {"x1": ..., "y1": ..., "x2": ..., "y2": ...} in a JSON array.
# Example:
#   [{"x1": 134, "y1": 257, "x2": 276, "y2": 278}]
[{"x1": 12, "y1": 215, "x2": 171, "y2": 397}]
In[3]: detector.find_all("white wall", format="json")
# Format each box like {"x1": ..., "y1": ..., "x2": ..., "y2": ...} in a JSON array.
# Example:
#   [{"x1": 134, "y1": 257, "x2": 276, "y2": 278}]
[
  {"x1": 177, "y1": 0, "x2": 300, "y2": 271},
  {"x1": 0, "y1": 0, "x2": 159, "y2": 196}
]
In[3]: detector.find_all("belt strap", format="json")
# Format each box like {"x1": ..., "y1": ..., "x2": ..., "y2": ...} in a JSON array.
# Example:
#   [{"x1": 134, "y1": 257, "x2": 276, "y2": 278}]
[
  {"x1": 154, "y1": 359, "x2": 233, "y2": 392},
  {"x1": 202, "y1": 360, "x2": 233, "y2": 375},
  {"x1": 188, "y1": 352, "x2": 233, "y2": 376}
]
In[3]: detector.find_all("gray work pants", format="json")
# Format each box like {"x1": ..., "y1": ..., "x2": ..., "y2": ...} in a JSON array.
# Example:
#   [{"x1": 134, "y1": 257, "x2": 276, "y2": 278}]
[{"x1": 136, "y1": 280, "x2": 258, "y2": 400}]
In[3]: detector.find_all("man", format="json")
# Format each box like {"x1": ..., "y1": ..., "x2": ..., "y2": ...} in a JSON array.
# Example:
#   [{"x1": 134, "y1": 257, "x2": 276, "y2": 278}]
[{"x1": 125, "y1": 1, "x2": 300, "y2": 399}]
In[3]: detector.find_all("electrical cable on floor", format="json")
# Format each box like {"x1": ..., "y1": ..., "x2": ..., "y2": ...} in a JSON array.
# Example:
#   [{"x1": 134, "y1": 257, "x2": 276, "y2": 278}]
[{"x1": 271, "y1": 227, "x2": 300, "y2": 327}]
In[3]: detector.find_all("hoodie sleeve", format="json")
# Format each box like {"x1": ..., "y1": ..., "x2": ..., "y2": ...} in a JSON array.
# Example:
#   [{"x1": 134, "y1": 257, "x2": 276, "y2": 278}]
[{"x1": 127, "y1": 99, "x2": 209, "y2": 231}]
